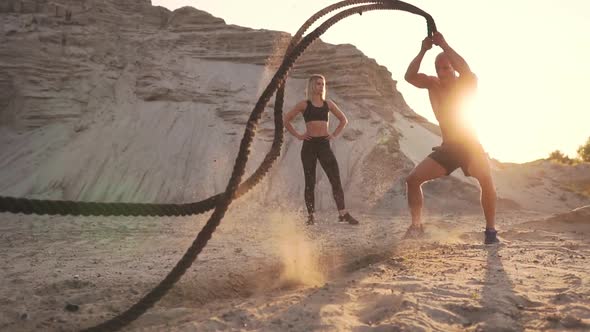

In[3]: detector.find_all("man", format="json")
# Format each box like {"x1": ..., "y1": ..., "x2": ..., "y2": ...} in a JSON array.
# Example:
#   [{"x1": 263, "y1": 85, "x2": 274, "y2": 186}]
[{"x1": 403, "y1": 31, "x2": 499, "y2": 244}]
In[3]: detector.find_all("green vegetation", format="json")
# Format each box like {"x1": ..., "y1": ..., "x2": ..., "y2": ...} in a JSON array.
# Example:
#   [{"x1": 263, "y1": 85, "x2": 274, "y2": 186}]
[
  {"x1": 548, "y1": 136, "x2": 590, "y2": 164},
  {"x1": 548, "y1": 150, "x2": 577, "y2": 165},
  {"x1": 577, "y1": 137, "x2": 590, "y2": 162}
]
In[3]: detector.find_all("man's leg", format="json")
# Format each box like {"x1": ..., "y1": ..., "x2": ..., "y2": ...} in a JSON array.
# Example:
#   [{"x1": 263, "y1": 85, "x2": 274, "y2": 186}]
[
  {"x1": 406, "y1": 157, "x2": 447, "y2": 226},
  {"x1": 467, "y1": 154, "x2": 496, "y2": 230}
]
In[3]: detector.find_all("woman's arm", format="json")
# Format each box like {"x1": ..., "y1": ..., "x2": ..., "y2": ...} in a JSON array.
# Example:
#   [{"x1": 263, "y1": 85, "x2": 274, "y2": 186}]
[
  {"x1": 283, "y1": 100, "x2": 307, "y2": 140},
  {"x1": 327, "y1": 100, "x2": 348, "y2": 139}
]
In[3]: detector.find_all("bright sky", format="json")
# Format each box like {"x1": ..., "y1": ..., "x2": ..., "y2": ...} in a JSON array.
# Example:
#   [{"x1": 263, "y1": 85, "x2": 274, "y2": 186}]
[{"x1": 153, "y1": 0, "x2": 589, "y2": 163}]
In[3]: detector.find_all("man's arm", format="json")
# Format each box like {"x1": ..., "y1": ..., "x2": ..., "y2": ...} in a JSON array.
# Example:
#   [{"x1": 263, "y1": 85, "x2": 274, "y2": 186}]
[
  {"x1": 327, "y1": 100, "x2": 348, "y2": 139},
  {"x1": 405, "y1": 37, "x2": 437, "y2": 89},
  {"x1": 433, "y1": 32, "x2": 472, "y2": 76}
]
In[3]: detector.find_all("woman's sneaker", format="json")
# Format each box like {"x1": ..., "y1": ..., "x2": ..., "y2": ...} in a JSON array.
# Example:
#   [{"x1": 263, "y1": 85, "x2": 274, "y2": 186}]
[
  {"x1": 338, "y1": 213, "x2": 359, "y2": 225},
  {"x1": 484, "y1": 229, "x2": 500, "y2": 244}
]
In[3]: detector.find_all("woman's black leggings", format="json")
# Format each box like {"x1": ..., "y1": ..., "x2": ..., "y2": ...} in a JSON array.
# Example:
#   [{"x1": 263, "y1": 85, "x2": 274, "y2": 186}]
[{"x1": 301, "y1": 137, "x2": 345, "y2": 214}]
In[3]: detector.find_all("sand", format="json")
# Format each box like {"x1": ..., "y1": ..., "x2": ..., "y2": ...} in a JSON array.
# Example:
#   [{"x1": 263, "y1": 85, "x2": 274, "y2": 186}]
[{"x1": 1, "y1": 204, "x2": 589, "y2": 331}]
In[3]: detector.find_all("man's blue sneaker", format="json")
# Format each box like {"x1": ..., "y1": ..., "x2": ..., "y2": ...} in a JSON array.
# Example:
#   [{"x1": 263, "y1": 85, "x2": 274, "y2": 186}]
[{"x1": 484, "y1": 229, "x2": 500, "y2": 244}]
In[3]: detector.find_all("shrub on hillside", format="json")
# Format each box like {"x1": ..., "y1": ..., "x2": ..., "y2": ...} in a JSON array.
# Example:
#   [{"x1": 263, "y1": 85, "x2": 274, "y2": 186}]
[
  {"x1": 577, "y1": 136, "x2": 590, "y2": 162},
  {"x1": 548, "y1": 150, "x2": 576, "y2": 165}
]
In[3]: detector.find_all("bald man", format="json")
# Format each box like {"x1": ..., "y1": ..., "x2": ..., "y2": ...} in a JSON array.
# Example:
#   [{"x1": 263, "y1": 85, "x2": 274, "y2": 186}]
[{"x1": 403, "y1": 31, "x2": 499, "y2": 244}]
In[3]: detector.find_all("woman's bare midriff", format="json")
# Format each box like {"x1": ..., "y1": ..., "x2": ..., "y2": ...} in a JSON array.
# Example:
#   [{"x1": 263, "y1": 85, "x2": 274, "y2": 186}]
[{"x1": 305, "y1": 121, "x2": 329, "y2": 137}]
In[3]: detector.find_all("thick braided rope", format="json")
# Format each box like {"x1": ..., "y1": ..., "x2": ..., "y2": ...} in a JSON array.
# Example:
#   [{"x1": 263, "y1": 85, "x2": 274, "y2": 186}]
[
  {"x1": 0, "y1": 0, "x2": 434, "y2": 219},
  {"x1": 245, "y1": 0, "x2": 387, "y2": 200},
  {"x1": 0, "y1": 1, "x2": 351, "y2": 218},
  {"x1": 81, "y1": 1, "x2": 436, "y2": 331}
]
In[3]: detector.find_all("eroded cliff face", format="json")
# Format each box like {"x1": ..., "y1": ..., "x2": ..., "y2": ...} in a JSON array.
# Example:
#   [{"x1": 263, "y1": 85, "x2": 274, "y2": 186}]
[{"x1": 1, "y1": 0, "x2": 588, "y2": 213}]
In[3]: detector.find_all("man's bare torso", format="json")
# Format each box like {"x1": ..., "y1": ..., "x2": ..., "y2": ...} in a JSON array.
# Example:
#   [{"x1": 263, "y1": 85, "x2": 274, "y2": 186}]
[{"x1": 427, "y1": 74, "x2": 477, "y2": 144}]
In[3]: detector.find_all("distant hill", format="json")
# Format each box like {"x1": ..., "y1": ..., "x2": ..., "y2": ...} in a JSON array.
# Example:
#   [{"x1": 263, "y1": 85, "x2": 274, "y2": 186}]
[{"x1": 1, "y1": 0, "x2": 589, "y2": 214}]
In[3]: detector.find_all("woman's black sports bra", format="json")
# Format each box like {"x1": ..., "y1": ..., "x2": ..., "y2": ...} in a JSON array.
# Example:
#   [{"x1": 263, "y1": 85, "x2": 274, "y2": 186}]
[{"x1": 303, "y1": 100, "x2": 329, "y2": 122}]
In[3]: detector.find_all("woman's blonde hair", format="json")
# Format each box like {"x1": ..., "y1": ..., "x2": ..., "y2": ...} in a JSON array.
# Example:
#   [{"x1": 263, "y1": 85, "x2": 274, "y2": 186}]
[{"x1": 306, "y1": 74, "x2": 326, "y2": 101}]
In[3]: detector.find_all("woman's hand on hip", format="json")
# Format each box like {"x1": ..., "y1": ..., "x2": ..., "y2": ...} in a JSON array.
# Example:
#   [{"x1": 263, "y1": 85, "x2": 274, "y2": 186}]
[{"x1": 298, "y1": 133, "x2": 312, "y2": 141}]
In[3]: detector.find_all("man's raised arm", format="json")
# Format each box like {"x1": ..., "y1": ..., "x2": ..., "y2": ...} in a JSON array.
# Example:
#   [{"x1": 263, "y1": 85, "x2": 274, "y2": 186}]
[{"x1": 405, "y1": 37, "x2": 436, "y2": 89}]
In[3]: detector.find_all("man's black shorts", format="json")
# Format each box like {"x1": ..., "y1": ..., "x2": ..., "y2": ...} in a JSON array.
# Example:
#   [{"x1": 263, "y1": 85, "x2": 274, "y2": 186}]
[{"x1": 428, "y1": 142, "x2": 486, "y2": 176}]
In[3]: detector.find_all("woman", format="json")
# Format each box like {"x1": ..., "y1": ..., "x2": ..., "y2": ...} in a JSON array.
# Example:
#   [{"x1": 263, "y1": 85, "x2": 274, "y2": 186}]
[{"x1": 283, "y1": 74, "x2": 360, "y2": 226}]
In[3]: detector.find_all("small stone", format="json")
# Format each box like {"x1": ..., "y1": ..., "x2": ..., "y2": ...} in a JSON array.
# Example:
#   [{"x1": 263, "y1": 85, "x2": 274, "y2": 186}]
[{"x1": 65, "y1": 303, "x2": 79, "y2": 312}]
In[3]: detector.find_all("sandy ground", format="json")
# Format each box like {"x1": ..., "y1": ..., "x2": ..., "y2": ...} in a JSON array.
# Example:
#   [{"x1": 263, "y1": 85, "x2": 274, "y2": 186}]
[{"x1": 1, "y1": 203, "x2": 589, "y2": 332}]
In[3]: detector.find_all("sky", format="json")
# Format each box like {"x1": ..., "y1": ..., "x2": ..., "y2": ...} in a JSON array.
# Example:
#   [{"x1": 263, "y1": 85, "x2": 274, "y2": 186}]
[{"x1": 152, "y1": 0, "x2": 589, "y2": 163}]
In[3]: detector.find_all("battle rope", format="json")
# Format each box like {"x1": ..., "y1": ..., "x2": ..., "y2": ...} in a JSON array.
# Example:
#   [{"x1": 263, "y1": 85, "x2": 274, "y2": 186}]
[
  {"x1": 80, "y1": 1, "x2": 435, "y2": 331},
  {"x1": 0, "y1": 0, "x2": 434, "y2": 218}
]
